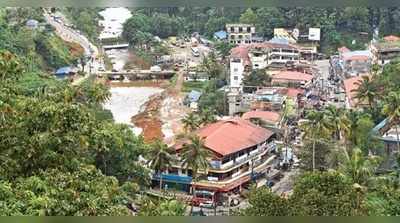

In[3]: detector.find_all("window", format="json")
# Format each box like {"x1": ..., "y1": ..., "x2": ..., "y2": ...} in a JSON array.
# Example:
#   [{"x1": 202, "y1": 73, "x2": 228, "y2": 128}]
[
  {"x1": 247, "y1": 27, "x2": 251, "y2": 32},
  {"x1": 238, "y1": 35, "x2": 243, "y2": 39},
  {"x1": 230, "y1": 27, "x2": 234, "y2": 32},
  {"x1": 234, "y1": 76, "x2": 238, "y2": 80},
  {"x1": 234, "y1": 68, "x2": 238, "y2": 72},
  {"x1": 239, "y1": 27, "x2": 243, "y2": 32}
]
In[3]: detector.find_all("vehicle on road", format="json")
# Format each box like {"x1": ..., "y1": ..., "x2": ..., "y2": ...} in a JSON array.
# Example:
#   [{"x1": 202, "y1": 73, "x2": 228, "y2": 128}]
[
  {"x1": 199, "y1": 201, "x2": 215, "y2": 209},
  {"x1": 191, "y1": 47, "x2": 200, "y2": 57},
  {"x1": 168, "y1": 36, "x2": 177, "y2": 46},
  {"x1": 150, "y1": 65, "x2": 162, "y2": 72}
]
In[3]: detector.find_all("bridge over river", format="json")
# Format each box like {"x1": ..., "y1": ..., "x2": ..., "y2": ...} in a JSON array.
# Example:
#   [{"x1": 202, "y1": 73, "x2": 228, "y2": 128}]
[{"x1": 97, "y1": 70, "x2": 176, "y2": 80}]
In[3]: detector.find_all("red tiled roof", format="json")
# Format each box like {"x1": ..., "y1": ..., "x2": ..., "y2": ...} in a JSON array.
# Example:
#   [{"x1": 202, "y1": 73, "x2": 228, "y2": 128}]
[
  {"x1": 338, "y1": 46, "x2": 350, "y2": 53},
  {"x1": 230, "y1": 46, "x2": 251, "y2": 66},
  {"x1": 343, "y1": 55, "x2": 370, "y2": 61},
  {"x1": 242, "y1": 111, "x2": 281, "y2": 123},
  {"x1": 196, "y1": 118, "x2": 274, "y2": 156},
  {"x1": 343, "y1": 76, "x2": 363, "y2": 107},
  {"x1": 230, "y1": 42, "x2": 299, "y2": 66},
  {"x1": 272, "y1": 71, "x2": 313, "y2": 82},
  {"x1": 285, "y1": 88, "x2": 305, "y2": 98},
  {"x1": 251, "y1": 42, "x2": 299, "y2": 50},
  {"x1": 384, "y1": 35, "x2": 400, "y2": 42}
]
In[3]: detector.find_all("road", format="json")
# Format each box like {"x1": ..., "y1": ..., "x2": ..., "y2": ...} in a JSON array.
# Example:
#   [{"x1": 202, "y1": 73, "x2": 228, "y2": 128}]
[
  {"x1": 43, "y1": 9, "x2": 103, "y2": 85},
  {"x1": 170, "y1": 41, "x2": 211, "y2": 65},
  {"x1": 314, "y1": 59, "x2": 346, "y2": 108}
]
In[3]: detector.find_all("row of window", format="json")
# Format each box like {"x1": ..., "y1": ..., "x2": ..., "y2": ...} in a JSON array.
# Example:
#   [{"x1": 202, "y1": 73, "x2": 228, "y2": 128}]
[
  {"x1": 230, "y1": 40, "x2": 252, "y2": 44},
  {"x1": 228, "y1": 26, "x2": 253, "y2": 33},
  {"x1": 229, "y1": 34, "x2": 251, "y2": 40}
]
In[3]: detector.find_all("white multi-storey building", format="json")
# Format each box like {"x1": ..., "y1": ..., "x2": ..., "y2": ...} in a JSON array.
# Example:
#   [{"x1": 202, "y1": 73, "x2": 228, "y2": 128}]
[
  {"x1": 226, "y1": 24, "x2": 256, "y2": 45},
  {"x1": 229, "y1": 42, "x2": 301, "y2": 88},
  {"x1": 229, "y1": 46, "x2": 251, "y2": 88}
]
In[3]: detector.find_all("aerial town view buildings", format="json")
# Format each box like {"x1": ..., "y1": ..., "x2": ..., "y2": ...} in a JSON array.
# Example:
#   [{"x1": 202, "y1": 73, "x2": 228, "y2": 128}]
[{"x1": 2, "y1": 5, "x2": 400, "y2": 216}]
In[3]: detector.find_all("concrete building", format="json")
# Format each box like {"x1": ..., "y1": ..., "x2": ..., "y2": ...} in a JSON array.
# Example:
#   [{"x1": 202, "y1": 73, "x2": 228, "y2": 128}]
[
  {"x1": 213, "y1": 30, "x2": 227, "y2": 41},
  {"x1": 343, "y1": 75, "x2": 370, "y2": 109},
  {"x1": 370, "y1": 36, "x2": 400, "y2": 65},
  {"x1": 339, "y1": 50, "x2": 372, "y2": 77},
  {"x1": 226, "y1": 24, "x2": 256, "y2": 45},
  {"x1": 227, "y1": 87, "x2": 290, "y2": 116},
  {"x1": 273, "y1": 28, "x2": 298, "y2": 44},
  {"x1": 229, "y1": 46, "x2": 251, "y2": 88},
  {"x1": 153, "y1": 118, "x2": 276, "y2": 205},
  {"x1": 242, "y1": 110, "x2": 283, "y2": 129},
  {"x1": 271, "y1": 70, "x2": 313, "y2": 88},
  {"x1": 372, "y1": 118, "x2": 400, "y2": 169},
  {"x1": 228, "y1": 42, "x2": 301, "y2": 88}
]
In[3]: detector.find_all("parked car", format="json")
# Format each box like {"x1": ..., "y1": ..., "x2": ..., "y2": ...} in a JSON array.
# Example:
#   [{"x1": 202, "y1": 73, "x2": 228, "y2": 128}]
[{"x1": 199, "y1": 201, "x2": 215, "y2": 209}]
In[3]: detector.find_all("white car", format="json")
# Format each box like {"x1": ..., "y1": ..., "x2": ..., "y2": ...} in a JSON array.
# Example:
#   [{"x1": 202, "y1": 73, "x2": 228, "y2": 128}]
[
  {"x1": 150, "y1": 66, "x2": 162, "y2": 72},
  {"x1": 199, "y1": 201, "x2": 215, "y2": 209}
]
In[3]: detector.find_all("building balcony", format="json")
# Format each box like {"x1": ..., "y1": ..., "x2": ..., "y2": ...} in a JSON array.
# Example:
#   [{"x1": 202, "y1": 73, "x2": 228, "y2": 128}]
[{"x1": 208, "y1": 141, "x2": 276, "y2": 171}]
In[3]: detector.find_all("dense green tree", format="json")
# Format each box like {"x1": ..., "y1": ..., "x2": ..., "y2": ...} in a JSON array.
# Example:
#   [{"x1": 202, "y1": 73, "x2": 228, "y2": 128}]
[
  {"x1": 137, "y1": 197, "x2": 186, "y2": 216},
  {"x1": 0, "y1": 51, "x2": 149, "y2": 215},
  {"x1": 353, "y1": 75, "x2": 378, "y2": 109},
  {"x1": 63, "y1": 8, "x2": 102, "y2": 42},
  {"x1": 198, "y1": 80, "x2": 226, "y2": 115},
  {"x1": 255, "y1": 8, "x2": 285, "y2": 38},
  {"x1": 182, "y1": 112, "x2": 200, "y2": 132},
  {"x1": 290, "y1": 171, "x2": 365, "y2": 216},
  {"x1": 214, "y1": 41, "x2": 235, "y2": 60},
  {"x1": 146, "y1": 140, "x2": 175, "y2": 190},
  {"x1": 242, "y1": 69, "x2": 271, "y2": 93},
  {"x1": 299, "y1": 140, "x2": 337, "y2": 171},
  {"x1": 157, "y1": 200, "x2": 187, "y2": 216},
  {"x1": 339, "y1": 148, "x2": 380, "y2": 186},
  {"x1": 239, "y1": 8, "x2": 258, "y2": 25},
  {"x1": 0, "y1": 165, "x2": 136, "y2": 216},
  {"x1": 243, "y1": 171, "x2": 366, "y2": 216},
  {"x1": 91, "y1": 122, "x2": 150, "y2": 186},
  {"x1": 198, "y1": 108, "x2": 217, "y2": 126},
  {"x1": 243, "y1": 186, "x2": 291, "y2": 216},
  {"x1": 382, "y1": 91, "x2": 400, "y2": 152},
  {"x1": 205, "y1": 17, "x2": 228, "y2": 37},
  {"x1": 181, "y1": 135, "x2": 211, "y2": 213},
  {"x1": 301, "y1": 110, "x2": 333, "y2": 171},
  {"x1": 200, "y1": 51, "x2": 223, "y2": 79}
]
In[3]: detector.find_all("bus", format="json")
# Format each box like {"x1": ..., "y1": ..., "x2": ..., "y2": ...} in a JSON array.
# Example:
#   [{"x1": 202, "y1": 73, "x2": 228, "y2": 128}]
[{"x1": 191, "y1": 47, "x2": 200, "y2": 57}]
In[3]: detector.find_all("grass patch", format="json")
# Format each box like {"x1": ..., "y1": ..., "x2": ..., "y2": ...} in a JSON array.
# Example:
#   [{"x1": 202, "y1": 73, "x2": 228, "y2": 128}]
[
  {"x1": 16, "y1": 72, "x2": 64, "y2": 95},
  {"x1": 182, "y1": 81, "x2": 208, "y2": 93}
]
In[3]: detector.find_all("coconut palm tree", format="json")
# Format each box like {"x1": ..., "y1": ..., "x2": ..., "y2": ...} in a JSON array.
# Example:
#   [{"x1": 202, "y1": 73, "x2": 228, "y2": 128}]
[
  {"x1": 182, "y1": 112, "x2": 200, "y2": 132},
  {"x1": 352, "y1": 75, "x2": 378, "y2": 109},
  {"x1": 180, "y1": 135, "x2": 211, "y2": 213},
  {"x1": 300, "y1": 110, "x2": 332, "y2": 171},
  {"x1": 147, "y1": 139, "x2": 175, "y2": 191},
  {"x1": 199, "y1": 109, "x2": 216, "y2": 126},
  {"x1": 382, "y1": 91, "x2": 400, "y2": 152},
  {"x1": 201, "y1": 51, "x2": 221, "y2": 79},
  {"x1": 340, "y1": 148, "x2": 380, "y2": 186},
  {"x1": 325, "y1": 105, "x2": 350, "y2": 140},
  {"x1": 325, "y1": 105, "x2": 351, "y2": 159}
]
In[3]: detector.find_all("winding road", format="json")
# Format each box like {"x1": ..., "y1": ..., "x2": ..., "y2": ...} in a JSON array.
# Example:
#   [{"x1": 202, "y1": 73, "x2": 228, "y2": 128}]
[{"x1": 43, "y1": 9, "x2": 103, "y2": 85}]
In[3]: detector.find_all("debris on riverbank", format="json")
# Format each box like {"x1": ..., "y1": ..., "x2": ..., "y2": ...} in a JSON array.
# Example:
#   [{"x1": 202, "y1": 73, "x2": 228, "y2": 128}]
[
  {"x1": 131, "y1": 92, "x2": 167, "y2": 143},
  {"x1": 103, "y1": 87, "x2": 163, "y2": 135}
]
